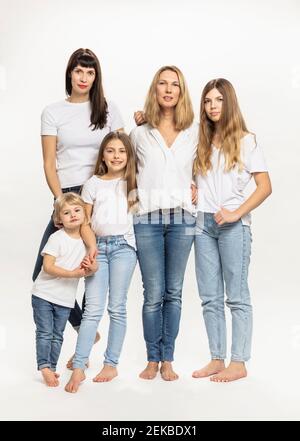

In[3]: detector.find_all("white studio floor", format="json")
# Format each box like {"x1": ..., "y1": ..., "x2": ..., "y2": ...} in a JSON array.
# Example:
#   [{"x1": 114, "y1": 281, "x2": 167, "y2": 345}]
[{"x1": 1, "y1": 250, "x2": 300, "y2": 422}]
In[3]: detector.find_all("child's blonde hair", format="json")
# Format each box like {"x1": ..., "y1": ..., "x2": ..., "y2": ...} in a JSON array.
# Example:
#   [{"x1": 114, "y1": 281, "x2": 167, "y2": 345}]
[{"x1": 53, "y1": 192, "x2": 89, "y2": 225}]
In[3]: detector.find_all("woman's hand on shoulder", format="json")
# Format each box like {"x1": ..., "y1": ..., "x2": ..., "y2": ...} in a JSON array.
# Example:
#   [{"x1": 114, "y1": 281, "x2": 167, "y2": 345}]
[{"x1": 134, "y1": 111, "x2": 146, "y2": 126}]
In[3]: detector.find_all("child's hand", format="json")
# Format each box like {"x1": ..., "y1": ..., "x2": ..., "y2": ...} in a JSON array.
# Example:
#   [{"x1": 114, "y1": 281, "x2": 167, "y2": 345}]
[
  {"x1": 191, "y1": 184, "x2": 198, "y2": 205},
  {"x1": 80, "y1": 256, "x2": 98, "y2": 276},
  {"x1": 81, "y1": 256, "x2": 92, "y2": 268},
  {"x1": 88, "y1": 259, "x2": 98, "y2": 273},
  {"x1": 71, "y1": 267, "x2": 86, "y2": 278},
  {"x1": 80, "y1": 255, "x2": 91, "y2": 268}
]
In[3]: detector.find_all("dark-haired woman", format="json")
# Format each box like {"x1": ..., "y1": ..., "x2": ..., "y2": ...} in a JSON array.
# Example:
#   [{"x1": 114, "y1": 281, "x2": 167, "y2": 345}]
[{"x1": 32, "y1": 48, "x2": 123, "y2": 366}]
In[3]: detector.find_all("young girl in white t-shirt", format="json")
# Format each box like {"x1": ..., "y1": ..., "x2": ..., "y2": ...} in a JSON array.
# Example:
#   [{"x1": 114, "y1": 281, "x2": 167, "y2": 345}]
[
  {"x1": 193, "y1": 78, "x2": 272, "y2": 382},
  {"x1": 31, "y1": 193, "x2": 97, "y2": 387},
  {"x1": 65, "y1": 131, "x2": 137, "y2": 393}
]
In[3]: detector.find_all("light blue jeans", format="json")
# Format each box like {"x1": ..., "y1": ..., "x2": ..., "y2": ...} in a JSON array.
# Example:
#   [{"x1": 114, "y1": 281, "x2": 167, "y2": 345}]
[
  {"x1": 72, "y1": 235, "x2": 137, "y2": 369},
  {"x1": 194, "y1": 213, "x2": 252, "y2": 362}
]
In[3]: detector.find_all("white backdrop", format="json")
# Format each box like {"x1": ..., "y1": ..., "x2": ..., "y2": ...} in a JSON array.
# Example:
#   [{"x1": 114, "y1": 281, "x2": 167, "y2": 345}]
[{"x1": 0, "y1": 0, "x2": 300, "y2": 421}]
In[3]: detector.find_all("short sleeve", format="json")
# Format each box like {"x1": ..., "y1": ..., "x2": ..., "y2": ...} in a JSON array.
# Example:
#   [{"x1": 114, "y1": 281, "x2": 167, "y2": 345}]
[
  {"x1": 41, "y1": 106, "x2": 57, "y2": 136},
  {"x1": 41, "y1": 233, "x2": 60, "y2": 257},
  {"x1": 107, "y1": 101, "x2": 124, "y2": 131},
  {"x1": 81, "y1": 177, "x2": 96, "y2": 205},
  {"x1": 243, "y1": 135, "x2": 268, "y2": 173}
]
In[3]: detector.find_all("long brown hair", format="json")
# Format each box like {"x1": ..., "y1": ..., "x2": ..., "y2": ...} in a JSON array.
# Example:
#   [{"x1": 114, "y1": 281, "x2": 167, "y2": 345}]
[
  {"x1": 65, "y1": 48, "x2": 107, "y2": 130},
  {"x1": 94, "y1": 131, "x2": 138, "y2": 210},
  {"x1": 144, "y1": 66, "x2": 194, "y2": 130},
  {"x1": 194, "y1": 78, "x2": 250, "y2": 175}
]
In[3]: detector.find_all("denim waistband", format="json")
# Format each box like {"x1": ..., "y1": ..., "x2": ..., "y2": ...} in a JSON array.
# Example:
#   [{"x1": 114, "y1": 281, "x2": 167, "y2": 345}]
[
  {"x1": 140, "y1": 207, "x2": 184, "y2": 216},
  {"x1": 96, "y1": 235, "x2": 125, "y2": 244},
  {"x1": 158, "y1": 207, "x2": 183, "y2": 214},
  {"x1": 62, "y1": 185, "x2": 82, "y2": 194}
]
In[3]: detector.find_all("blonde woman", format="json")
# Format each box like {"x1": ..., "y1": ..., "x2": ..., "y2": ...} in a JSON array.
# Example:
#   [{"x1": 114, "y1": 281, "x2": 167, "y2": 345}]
[
  {"x1": 193, "y1": 78, "x2": 272, "y2": 382},
  {"x1": 130, "y1": 66, "x2": 198, "y2": 381}
]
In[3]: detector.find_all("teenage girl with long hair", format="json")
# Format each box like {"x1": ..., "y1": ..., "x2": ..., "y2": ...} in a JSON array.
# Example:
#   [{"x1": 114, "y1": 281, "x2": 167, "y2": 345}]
[{"x1": 193, "y1": 78, "x2": 272, "y2": 382}]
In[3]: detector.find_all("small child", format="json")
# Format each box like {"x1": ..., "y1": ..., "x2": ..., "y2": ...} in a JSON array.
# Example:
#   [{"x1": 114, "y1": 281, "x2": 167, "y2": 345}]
[
  {"x1": 31, "y1": 193, "x2": 97, "y2": 387},
  {"x1": 65, "y1": 131, "x2": 137, "y2": 393}
]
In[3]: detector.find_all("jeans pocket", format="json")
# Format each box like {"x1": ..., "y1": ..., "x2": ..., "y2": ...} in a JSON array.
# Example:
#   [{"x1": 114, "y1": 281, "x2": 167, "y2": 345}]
[{"x1": 118, "y1": 238, "x2": 130, "y2": 247}]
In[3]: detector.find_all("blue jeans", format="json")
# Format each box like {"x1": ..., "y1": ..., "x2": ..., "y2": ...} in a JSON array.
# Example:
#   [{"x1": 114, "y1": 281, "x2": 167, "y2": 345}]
[
  {"x1": 194, "y1": 212, "x2": 252, "y2": 362},
  {"x1": 134, "y1": 208, "x2": 195, "y2": 362},
  {"x1": 32, "y1": 185, "x2": 84, "y2": 329},
  {"x1": 72, "y1": 236, "x2": 137, "y2": 369},
  {"x1": 32, "y1": 295, "x2": 71, "y2": 371}
]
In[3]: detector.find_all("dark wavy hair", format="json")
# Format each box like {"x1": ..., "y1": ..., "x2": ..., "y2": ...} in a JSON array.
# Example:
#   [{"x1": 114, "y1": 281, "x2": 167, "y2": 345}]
[{"x1": 65, "y1": 48, "x2": 107, "y2": 130}]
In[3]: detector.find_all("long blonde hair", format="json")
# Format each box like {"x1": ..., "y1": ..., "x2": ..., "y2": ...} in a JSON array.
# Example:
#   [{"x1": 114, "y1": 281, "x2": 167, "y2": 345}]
[
  {"x1": 94, "y1": 131, "x2": 138, "y2": 210},
  {"x1": 194, "y1": 78, "x2": 250, "y2": 175},
  {"x1": 144, "y1": 66, "x2": 194, "y2": 130}
]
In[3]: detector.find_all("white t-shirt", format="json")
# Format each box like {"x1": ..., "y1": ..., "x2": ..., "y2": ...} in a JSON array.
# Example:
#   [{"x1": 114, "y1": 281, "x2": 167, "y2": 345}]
[
  {"x1": 130, "y1": 123, "x2": 199, "y2": 215},
  {"x1": 41, "y1": 100, "x2": 124, "y2": 188},
  {"x1": 81, "y1": 175, "x2": 136, "y2": 250},
  {"x1": 196, "y1": 133, "x2": 268, "y2": 225},
  {"x1": 32, "y1": 229, "x2": 86, "y2": 308}
]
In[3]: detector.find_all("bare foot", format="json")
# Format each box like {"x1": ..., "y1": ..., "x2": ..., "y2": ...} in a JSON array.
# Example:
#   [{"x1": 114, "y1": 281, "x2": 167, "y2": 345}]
[
  {"x1": 210, "y1": 361, "x2": 247, "y2": 382},
  {"x1": 139, "y1": 362, "x2": 159, "y2": 380},
  {"x1": 41, "y1": 368, "x2": 59, "y2": 387},
  {"x1": 93, "y1": 365, "x2": 118, "y2": 383},
  {"x1": 65, "y1": 368, "x2": 86, "y2": 393},
  {"x1": 192, "y1": 360, "x2": 225, "y2": 378},
  {"x1": 66, "y1": 331, "x2": 100, "y2": 370},
  {"x1": 160, "y1": 361, "x2": 179, "y2": 381}
]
